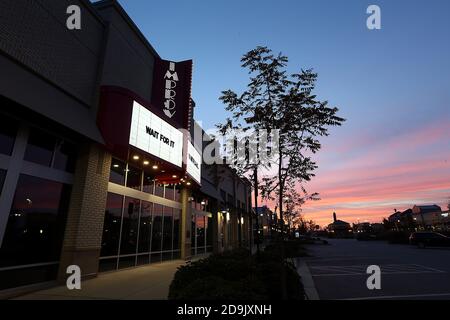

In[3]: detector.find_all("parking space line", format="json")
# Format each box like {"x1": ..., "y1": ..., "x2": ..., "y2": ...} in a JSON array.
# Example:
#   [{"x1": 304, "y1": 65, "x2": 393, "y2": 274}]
[
  {"x1": 309, "y1": 264, "x2": 446, "y2": 276},
  {"x1": 411, "y1": 264, "x2": 446, "y2": 273},
  {"x1": 340, "y1": 293, "x2": 450, "y2": 300},
  {"x1": 313, "y1": 271, "x2": 445, "y2": 277}
]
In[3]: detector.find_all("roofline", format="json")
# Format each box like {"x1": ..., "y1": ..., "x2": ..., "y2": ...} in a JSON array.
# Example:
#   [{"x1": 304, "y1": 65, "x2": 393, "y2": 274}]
[
  {"x1": 80, "y1": 0, "x2": 107, "y2": 25},
  {"x1": 92, "y1": 0, "x2": 160, "y2": 59}
]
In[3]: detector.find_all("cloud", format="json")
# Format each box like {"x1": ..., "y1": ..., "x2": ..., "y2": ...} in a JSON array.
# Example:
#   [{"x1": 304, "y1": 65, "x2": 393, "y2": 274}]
[{"x1": 284, "y1": 118, "x2": 450, "y2": 226}]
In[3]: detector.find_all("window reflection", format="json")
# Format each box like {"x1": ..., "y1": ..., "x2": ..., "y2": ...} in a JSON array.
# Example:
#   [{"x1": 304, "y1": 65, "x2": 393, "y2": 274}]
[
  {"x1": 162, "y1": 207, "x2": 173, "y2": 251},
  {"x1": 143, "y1": 173, "x2": 155, "y2": 194},
  {"x1": 126, "y1": 165, "x2": 142, "y2": 190},
  {"x1": 154, "y1": 183, "x2": 164, "y2": 198},
  {"x1": 151, "y1": 204, "x2": 163, "y2": 252},
  {"x1": 138, "y1": 201, "x2": 152, "y2": 253},
  {"x1": 174, "y1": 185, "x2": 181, "y2": 202},
  {"x1": 0, "y1": 174, "x2": 71, "y2": 268},
  {"x1": 173, "y1": 209, "x2": 180, "y2": 250},
  {"x1": 196, "y1": 215, "x2": 206, "y2": 252},
  {"x1": 207, "y1": 216, "x2": 213, "y2": 247},
  {"x1": 164, "y1": 184, "x2": 175, "y2": 201},
  {"x1": 120, "y1": 197, "x2": 140, "y2": 255},
  {"x1": 101, "y1": 193, "x2": 123, "y2": 257},
  {"x1": 109, "y1": 158, "x2": 126, "y2": 185}
]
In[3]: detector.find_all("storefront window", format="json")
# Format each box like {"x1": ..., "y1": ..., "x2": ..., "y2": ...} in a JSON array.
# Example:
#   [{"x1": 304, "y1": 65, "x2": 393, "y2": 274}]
[
  {"x1": 154, "y1": 183, "x2": 164, "y2": 198},
  {"x1": 0, "y1": 116, "x2": 18, "y2": 156},
  {"x1": 100, "y1": 193, "x2": 123, "y2": 257},
  {"x1": 138, "y1": 201, "x2": 152, "y2": 253},
  {"x1": 53, "y1": 139, "x2": 77, "y2": 173},
  {"x1": 120, "y1": 197, "x2": 140, "y2": 255},
  {"x1": 151, "y1": 204, "x2": 163, "y2": 252},
  {"x1": 173, "y1": 209, "x2": 180, "y2": 250},
  {"x1": 143, "y1": 172, "x2": 155, "y2": 194},
  {"x1": 196, "y1": 215, "x2": 206, "y2": 253},
  {"x1": 206, "y1": 216, "x2": 213, "y2": 247},
  {"x1": 0, "y1": 174, "x2": 71, "y2": 268},
  {"x1": 162, "y1": 207, "x2": 173, "y2": 251},
  {"x1": 191, "y1": 214, "x2": 196, "y2": 255},
  {"x1": 174, "y1": 185, "x2": 181, "y2": 202},
  {"x1": 109, "y1": 159, "x2": 126, "y2": 185},
  {"x1": 164, "y1": 184, "x2": 175, "y2": 201},
  {"x1": 24, "y1": 128, "x2": 56, "y2": 167},
  {"x1": 126, "y1": 165, "x2": 142, "y2": 190}
]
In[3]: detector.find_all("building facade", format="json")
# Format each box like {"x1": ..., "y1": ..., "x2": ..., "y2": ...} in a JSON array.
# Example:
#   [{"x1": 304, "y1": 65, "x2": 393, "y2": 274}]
[
  {"x1": 254, "y1": 206, "x2": 278, "y2": 243},
  {"x1": 0, "y1": 0, "x2": 252, "y2": 295}
]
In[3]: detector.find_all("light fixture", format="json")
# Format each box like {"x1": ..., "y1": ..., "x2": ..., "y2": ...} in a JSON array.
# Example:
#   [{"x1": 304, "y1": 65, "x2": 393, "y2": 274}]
[
  {"x1": 172, "y1": 175, "x2": 177, "y2": 178},
  {"x1": 113, "y1": 164, "x2": 119, "y2": 168},
  {"x1": 133, "y1": 155, "x2": 139, "y2": 160},
  {"x1": 143, "y1": 160, "x2": 149, "y2": 165},
  {"x1": 226, "y1": 212, "x2": 230, "y2": 221},
  {"x1": 152, "y1": 165, "x2": 159, "y2": 170},
  {"x1": 241, "y1": 217, "x2": 244, "y2": 225},
  {"x1": 201, "y1": 201, "x2": 206, "y2": 205},
  {"x1": 186, "y1": 182, "x2": 191, "y2": 186}
]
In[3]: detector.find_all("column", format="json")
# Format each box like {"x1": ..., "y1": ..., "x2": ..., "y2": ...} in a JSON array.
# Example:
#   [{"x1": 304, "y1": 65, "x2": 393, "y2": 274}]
[
  {"x1": 57, "y1": 143, "x2": 111, "y2": 283},
  {"x1": 180, "y1": 186, "x2": 192, "y2": 260}
]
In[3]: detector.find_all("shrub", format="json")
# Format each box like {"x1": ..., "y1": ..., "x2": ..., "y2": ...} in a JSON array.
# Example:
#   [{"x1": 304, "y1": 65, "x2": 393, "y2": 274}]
[
  {"x1": 264, "y1": 240, "x2": 308, "y2": 258},
  {"x1": 168, "y1": 248, "x2": 305, "y2": 300}
]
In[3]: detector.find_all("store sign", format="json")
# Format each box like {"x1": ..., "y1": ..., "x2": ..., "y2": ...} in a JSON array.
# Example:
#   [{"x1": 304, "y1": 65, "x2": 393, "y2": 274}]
[
  {"x1": 151, "y1": 58, "x2": 193, "y2": 128},
  {"x1": 129, "y1": 101, "x2": 183, "y2": 167},
  {"x1": 186, "y1": 142, "x2": 201, "y2": 184}
]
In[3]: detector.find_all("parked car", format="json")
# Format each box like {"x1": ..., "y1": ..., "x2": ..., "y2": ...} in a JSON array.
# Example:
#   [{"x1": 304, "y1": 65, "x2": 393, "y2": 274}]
[
  {"x1": 409, "y1": 232, "x2": 450, "y2": 248},
  {"x1": 355, "y1": 224, "x2": 382, "y2": 241}
]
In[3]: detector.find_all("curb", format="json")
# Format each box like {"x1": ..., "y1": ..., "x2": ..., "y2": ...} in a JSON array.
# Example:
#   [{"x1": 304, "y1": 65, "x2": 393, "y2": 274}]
[{"x1": 294, "y1": 258, "x2": 320, "y2": 300}]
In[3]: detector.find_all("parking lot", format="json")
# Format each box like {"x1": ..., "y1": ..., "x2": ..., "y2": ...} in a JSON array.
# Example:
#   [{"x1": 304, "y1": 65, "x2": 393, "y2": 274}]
[{"x1": 303, "y1": 239, "x2": 450, "y2": 300}]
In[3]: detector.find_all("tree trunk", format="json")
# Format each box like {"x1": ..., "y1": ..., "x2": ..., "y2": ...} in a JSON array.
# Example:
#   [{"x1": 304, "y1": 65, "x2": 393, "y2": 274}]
[
  {"x1": 278, "y1": 150, "x2": 288, "y2": 299},
  {"x1": 254, "y1": 168, "x2": 260, "y2": 255}
]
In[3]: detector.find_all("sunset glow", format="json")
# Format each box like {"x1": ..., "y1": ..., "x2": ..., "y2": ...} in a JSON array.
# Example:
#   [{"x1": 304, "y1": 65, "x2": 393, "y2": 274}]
[{"x1": 300, "y1": 118, "x2": 450, "y2": 226}]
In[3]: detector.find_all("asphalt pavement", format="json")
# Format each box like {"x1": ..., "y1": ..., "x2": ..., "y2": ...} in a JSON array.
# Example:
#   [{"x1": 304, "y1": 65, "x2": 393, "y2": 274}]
[{"x1": 302, "y1": 238, "x2": 450, "y2": 300}]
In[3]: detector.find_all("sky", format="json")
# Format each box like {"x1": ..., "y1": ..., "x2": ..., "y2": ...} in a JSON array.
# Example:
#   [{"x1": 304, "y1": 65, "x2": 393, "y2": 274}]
[{"x1": 116, "y1": 0, "x2": 450, "y2": 226}]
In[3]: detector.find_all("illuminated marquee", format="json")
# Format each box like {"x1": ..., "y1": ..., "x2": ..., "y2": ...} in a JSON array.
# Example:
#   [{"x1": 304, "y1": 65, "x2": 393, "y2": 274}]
[
  {"x1": 186, "y1": 142, "x2": 201, "y2": 184},
  {"x1": 129, "y1": 101, "x2": 183, "y2": 167}
]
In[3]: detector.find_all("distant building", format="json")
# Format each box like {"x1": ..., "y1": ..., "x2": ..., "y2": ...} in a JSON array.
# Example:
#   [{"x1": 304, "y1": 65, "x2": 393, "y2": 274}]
[
  {"x1": 254, "y1": 206, "x2": 278, "y2": 242},
  {"x1": 388, "y1": 208, "x2": 414, "y2": 230},
  {"x1": 412, "y1": 205, "x2": 446, "y2": 230},
  {"x1": 327, "y1": 212, "x2": 353, "y2": 238}
]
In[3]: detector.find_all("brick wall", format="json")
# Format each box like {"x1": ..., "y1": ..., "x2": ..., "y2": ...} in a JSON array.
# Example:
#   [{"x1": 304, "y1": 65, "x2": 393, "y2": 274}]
[
  {"x1": 0, "y1": 0, "x2": 105, "y2": 107},
  {"x1": 58, "y1": 143, "x2": 111, "y2": 280}
]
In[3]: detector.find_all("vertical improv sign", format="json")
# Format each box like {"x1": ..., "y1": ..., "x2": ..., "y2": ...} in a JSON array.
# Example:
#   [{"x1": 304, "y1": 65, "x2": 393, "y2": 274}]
[{"x1": 151, "y1": 59, "x2": 193, "y2": 129}]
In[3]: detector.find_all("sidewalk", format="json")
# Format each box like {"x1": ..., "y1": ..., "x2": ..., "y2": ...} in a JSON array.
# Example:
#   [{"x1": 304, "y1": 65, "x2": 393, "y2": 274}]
[{"x1": 15, "y1": 257, "x2": 206, "y2": 300}]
